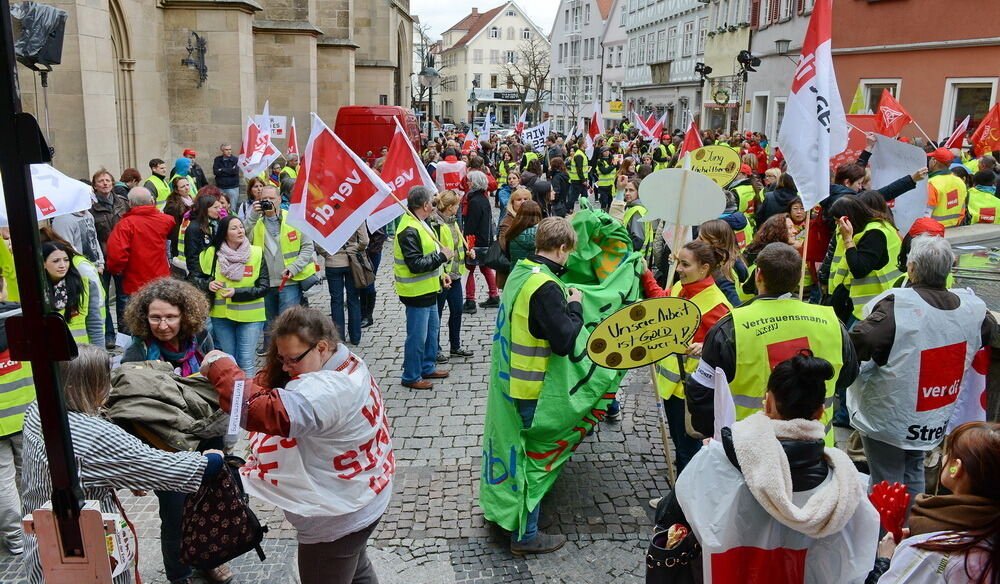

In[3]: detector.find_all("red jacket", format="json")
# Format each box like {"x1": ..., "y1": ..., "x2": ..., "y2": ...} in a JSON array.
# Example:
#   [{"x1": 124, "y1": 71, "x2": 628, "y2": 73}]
[{"x1": 106, "y1": 205, "x2": 177, "y2": 294}]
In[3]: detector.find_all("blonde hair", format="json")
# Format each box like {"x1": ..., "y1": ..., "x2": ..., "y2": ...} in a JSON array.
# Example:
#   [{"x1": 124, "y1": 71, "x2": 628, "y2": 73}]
[
  {"x1": 534, "y1": 217, "x2": 577, "y2": 252},
  {"x1": 764, "y1": 168, "x2": 781, "y2": 182},
  {"x1": 505, "y1": 187, "x2": 532, "y2": 216},
  {"x1": 437, "y1": 190, "x2": 459, "y2": 212}
]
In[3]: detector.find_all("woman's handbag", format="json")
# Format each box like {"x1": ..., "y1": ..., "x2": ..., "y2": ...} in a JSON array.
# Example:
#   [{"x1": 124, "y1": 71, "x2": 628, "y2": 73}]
[
  {"x1": 647, "y1": 492, "x2": 702, "y2": 584},
  {"x1": 483, "y1": 239, "x2": 512, "y2": 272},
  {"x1": 348, "y1": 250, "x2": 376, "y2": 288}
]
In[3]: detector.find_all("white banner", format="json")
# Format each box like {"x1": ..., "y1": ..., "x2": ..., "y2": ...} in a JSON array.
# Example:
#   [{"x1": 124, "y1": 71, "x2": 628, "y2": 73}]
[
  {"x1": 869, "y1": 134, "x2": 927, "y2": 235},
  {"x1": 0, "y1": 164, "x2": 93, "y2": 226},
  {"x1": 255, "y1": 114, "x2": 288, "y2": 139},
  {"x1": 522, "y1": 120, "x2": 550, "y2": 152}
]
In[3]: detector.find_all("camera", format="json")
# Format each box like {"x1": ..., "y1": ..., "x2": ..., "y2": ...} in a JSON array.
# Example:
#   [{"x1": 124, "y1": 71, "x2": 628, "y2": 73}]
[{"x1": 260, "y1": 200, "x2": 274, "y2": 212}]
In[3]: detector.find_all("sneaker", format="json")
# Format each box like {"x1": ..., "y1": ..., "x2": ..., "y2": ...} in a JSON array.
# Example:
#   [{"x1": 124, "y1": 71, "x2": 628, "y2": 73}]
[
  {"x1": 360, "y1": 317, "x2": 373, "y2": 329},
  {"x1": 510, "y1": 532, "x2": 567, "y2": 555},
  {"x1": 462, "y1": 299, "x2": 478, "y2": 314},
  {"x1": 436, "y1": 353, "x2": 450, "y2": 363},
  {"x1": 479, "y1": 296, "x2": 500, "y2": 308},
  {"x1": 450, "y1": 347, "x2": 474, "y2": 357},
  {"x1": 4, "y1": 534, "x2": 23, "y2": 555},
  {"x1": 648, "y1": 496, "x2": 663, "y2": 509}
]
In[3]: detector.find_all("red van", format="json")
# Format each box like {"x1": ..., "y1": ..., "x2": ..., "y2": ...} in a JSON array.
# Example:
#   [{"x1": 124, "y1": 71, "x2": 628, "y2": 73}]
[{"x1": 334, "y1": 106, "x2": 421, "y2": 164}]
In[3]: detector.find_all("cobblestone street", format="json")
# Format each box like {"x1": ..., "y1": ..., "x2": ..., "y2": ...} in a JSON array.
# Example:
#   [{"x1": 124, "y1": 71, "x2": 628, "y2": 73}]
[{"x1": 0, "y1": 241, "x2": 671, "y2": 583}]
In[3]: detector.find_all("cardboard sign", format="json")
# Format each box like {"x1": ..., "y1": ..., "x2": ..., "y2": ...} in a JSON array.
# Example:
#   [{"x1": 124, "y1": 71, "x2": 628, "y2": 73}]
[
  {"x1": 638, "y1": 168, "x2": 726, "y2": 225},
  {"x1": 522, "y1": 121, "x2": 550, "y2": 152},
  {"x1": 255, "y1": 114, "x2": 287, "y2": 138},
  {"x1": 689, "y1": 145, "x2": 741, "y2": 187},
  {"x1": 587, "y1": 297, "x2": 701, "y2": 370}
]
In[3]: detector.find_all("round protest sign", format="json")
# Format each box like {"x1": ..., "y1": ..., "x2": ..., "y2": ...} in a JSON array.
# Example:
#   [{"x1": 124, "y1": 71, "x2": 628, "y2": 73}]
[
  {"x1": 587, "y1": 297, "x2": 701, "y2": 370},
  {"x1": 638, "y1": 168, "x2": 726, "y2": 225},
  {"x1": 689, "y1": 145, "x2": 741, "y2": 187}
]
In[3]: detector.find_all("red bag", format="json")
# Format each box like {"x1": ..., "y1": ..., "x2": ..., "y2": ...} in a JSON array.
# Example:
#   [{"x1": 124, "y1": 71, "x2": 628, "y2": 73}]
[{"x1": 805, "y1": 215, "x2": 831, "y2": 263}]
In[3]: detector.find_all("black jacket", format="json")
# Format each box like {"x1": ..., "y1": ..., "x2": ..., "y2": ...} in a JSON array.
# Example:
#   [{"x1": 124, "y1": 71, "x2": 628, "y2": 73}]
[
  {"x1": 463, "y1": 189, "x2": 494, "y2": 247},
  {"x1": 828, "y1": 228, "x2": 888, "y2": 322},
  {"x1": 685, "y1": 295, "x2": 859, "y2": 438},
  {"x1": 213, "y1": 155, "x2": 240, "y2": 189},
  {"x1": 397, "y1": 219, "x2": 447, "y2": 308},
  {"x1": 550, "y1": 171, "x2": 570, "y2": 206},
  {"x1": 756, "y1": 187, "x2": 799, "y2": 227},
  {"x1": 183, "y1": 220, "x2": 215, "y2": 277},
  {"x1": 524, "y1": 255, "x2": 583, "y2": 356}
]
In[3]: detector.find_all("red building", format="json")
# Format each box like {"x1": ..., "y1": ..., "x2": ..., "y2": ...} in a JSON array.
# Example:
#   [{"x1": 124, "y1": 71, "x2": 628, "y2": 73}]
[{"x1": 832, "y1": 0, "x2": 1000, "y2": 142}]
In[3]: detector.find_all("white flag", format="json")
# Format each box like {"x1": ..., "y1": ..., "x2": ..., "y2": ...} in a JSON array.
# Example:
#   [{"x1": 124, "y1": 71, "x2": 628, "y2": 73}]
[{"x1": 777, "y1": 0, "x2": 846, "y2": 210}]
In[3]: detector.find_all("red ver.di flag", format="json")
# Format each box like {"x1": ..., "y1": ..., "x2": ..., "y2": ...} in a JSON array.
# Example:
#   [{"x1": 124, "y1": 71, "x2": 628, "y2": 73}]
[
  {"x1": 367, "y1": 118, "x2": 437, "y2": 231},
  {"x1": 777, "y1": 0, "x2": 846, "y2": 210},
  {"x1": 286, "y1": 114, "x2": 392, "y2": 255}
]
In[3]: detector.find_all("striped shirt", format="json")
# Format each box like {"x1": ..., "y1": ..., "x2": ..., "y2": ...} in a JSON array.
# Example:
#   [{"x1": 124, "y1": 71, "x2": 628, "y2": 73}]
[{"x1": 20, "y1": 403, "x2": 207, "y2": 584}]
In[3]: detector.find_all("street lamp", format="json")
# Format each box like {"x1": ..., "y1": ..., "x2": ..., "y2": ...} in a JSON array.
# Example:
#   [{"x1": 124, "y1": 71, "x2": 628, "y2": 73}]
[
  {"x1": 467, "y1": 88, "x2": 478, "y2": 125},
  {"x1": 774, "y1": 39, "x2": 798, "y2": 64},
  {"x1": 418, "y1": 54, "x2": 439, "y2": 140}
]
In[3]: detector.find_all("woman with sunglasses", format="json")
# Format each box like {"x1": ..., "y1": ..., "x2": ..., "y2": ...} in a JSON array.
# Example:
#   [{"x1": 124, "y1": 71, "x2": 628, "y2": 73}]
[{"x1": 200, "y1": 306, "x2": 393, "y2": 584}]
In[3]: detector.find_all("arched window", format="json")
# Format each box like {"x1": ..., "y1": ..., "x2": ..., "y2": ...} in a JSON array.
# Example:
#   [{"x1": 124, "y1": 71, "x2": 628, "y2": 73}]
[
  {"x1": 489, "y1": 26, "x2": 500, "y2": 39},
  {"x1": 522, "y1": 28, "x2": 530, "y2": 40}
]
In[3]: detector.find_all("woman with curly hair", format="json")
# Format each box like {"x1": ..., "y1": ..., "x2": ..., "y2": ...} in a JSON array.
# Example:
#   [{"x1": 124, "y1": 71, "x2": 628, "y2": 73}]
[{"x1": 122, "y1": 277, "x2": 213, "y2": 373}]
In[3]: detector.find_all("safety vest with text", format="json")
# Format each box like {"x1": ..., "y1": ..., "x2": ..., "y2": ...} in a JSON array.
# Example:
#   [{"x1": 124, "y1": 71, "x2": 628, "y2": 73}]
[
  {"x1": 567, "y1": 150, "x2": 590, "y2": 183},
  {"x1": 506, "y1": 259, "x2": 565, "y2": 400},
  {"x1": 654, "y1": 281, "x2": 731, "y2": 400},
  {"x1": 729, "y1": 297, "x2": 843, "y2": 445},
  {"x1": 0, "y1": 308, "x2": 33, "y2": 437},
  {"x1": 848, "y1": 286, "x2": 984, "y2": 450},
  {"x1": 829, "y1": 220, "x2": 902, "y2": 320},
  {"x1": 392, "y1": 214, "x2": 442, "y2": 298},
  {"x1": 250, "y1": 217, "x2": 318, "y2": 281},
  {"x1": 928, "y1": 171, "x2": 968, "y2": 227},
  {"x1": 732, "y1": 182, "x2": 758, "y2": 217},
  {"x1": 199, "y1": 246, "x2": 267, "y2": 322},
  {"x1": 966, "y1": 187, "x2": 1000, "y2": 224},
  {"x1": 146, "y1": 175, "x2": 170, "y2": 210},
  {"x1": 280, "y1": 166, "x2": 298, "y2": 180}
]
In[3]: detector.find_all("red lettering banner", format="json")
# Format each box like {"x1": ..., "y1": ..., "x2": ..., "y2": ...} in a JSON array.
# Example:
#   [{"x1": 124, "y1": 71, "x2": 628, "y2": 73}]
[{"x1": 367, "y1": 118, "x2": 437, "y2": 231}]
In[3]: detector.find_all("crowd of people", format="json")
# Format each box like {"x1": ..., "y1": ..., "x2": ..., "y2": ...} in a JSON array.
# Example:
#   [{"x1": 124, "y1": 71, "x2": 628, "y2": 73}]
[{"x1": 0, "y1": 119, "x2": 996, "y2": 583}]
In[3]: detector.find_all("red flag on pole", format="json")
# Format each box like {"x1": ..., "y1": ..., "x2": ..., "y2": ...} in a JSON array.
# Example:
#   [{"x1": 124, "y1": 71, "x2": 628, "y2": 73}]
[
  {"x1": 367, "y1": 119, "x2": 437, "y2": 231},
  {"x1": 944, "y1": 115, "x2": 970, "y2": 149},
  {"x1": 287, "y1": 117, "x2": 299, "y2": 157},
  {"x1": 286, "y1": 114, "x2": 393, "y2": 254},
  {"x1": 874, "y1": 89, "x2": 913, "y2": 137},
  {"x1": 970, "y1": 103, "x2": 1000, "y2": 157},
  {"x1": 645, "y1": 113, "x2": 656, "y2": 129},
  {"x1": 514, "y1": 109, "x2": 528, "y2": 135},
  {"x1": 585, "y1": 102, "x2": 602, "y2": 157},
  {"x1": 679, "y1": 120, "x2": 703, "y2": 159}
]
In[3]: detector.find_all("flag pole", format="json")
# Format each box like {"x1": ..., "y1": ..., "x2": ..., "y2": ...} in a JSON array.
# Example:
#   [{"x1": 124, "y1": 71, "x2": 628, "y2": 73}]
[
  {"x1": 798, "y1": 212, "x2": 812, "y2": 300},
  {"x1": 911, "y1": 120, "x2": 934, "y2": 145},
  {"x1": 380, "y1": 186, "x2": 444, "y2": 247}
]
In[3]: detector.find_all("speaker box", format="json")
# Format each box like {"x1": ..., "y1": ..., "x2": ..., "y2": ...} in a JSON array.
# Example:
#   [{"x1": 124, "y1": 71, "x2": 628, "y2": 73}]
[{"x1": 10, "y1": 2, "x2": 67, "y2": 71}]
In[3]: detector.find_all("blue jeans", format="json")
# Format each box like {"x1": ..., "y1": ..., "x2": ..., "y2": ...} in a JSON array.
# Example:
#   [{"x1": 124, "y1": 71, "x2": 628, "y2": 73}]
[
  {"x1": 263, "y1": 284, "x2": 302, "y2": 345},
  {"x1": 437, "y1": 280, "x2": 463, "y2": 353},
  {"x1": 327, "y1": 267, "x2": 362, "y2": 344},
  {"x1": 101, "y1": 271, "x2": 128, "y2": 340},
  {"x1": 402, "y1": 304, "x2": 440, "y2": 384},
  {"x1": 211, "y1": 318, "x2": 265, "y2": 376},
  {"x1": 513, "y1": 504, "x2": 541, "y2": 543},
  {"x1": 664, "y1": 397, "x2": 701, "y2": 475}
]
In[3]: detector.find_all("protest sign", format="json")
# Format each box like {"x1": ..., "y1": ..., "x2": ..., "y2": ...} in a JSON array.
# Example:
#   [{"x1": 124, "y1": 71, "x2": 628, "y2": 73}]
[
  {"x1": 521, "y1": 120, "x2": 550, "y2": 152},
  {"x1": 255, "y1": 113, "x2": 287, "y2": 138},
  {"x1": 689, "y1": 145, "x2": 741, "y2": 187},
  {"x1": 639, "y1": 168, "x2": 726, "y2": 225},
  {"x1": 586, "y1": 297, "x2": 700, "y2": 369},
  {"x1": 869, "y1": 134, "x2": 926, "y2": 234}
]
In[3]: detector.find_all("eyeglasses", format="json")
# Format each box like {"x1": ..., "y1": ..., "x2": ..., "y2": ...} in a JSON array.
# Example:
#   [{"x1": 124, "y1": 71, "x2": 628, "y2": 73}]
[
  {"x1": 148, "y1": 315, "x2": 181, "y2": 325},
  {"x1": 276, "y1": 343, "x2": 317, "y2": 365}
]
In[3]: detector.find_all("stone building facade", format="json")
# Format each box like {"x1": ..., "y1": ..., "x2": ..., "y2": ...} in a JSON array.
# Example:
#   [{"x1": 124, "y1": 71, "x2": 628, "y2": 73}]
[{"x1": 15, "y1": 0, "x2": 413, "y2": 181}]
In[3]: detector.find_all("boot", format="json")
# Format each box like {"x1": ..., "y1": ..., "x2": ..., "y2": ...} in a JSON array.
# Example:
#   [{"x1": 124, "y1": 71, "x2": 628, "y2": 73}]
[{"x1": 510, "y1": 532, "x2": 567, "y2": 555}]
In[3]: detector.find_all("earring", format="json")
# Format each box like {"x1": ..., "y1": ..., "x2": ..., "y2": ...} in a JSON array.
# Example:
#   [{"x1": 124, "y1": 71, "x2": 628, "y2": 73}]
[{"x1": 949, "y1": 466, "x2": 958, "y2": 475}]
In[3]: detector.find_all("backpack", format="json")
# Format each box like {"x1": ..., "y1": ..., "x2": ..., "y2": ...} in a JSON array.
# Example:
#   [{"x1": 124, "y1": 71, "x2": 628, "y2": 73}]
[{"x1": 181, "y1": 455, "x2": 268, "y2": 570}]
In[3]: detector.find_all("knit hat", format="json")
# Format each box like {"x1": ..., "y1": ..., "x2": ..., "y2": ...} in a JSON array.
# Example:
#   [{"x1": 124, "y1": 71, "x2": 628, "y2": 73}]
[{"x1": 173, "y1": 157, "x2": 192, "y2": 176}]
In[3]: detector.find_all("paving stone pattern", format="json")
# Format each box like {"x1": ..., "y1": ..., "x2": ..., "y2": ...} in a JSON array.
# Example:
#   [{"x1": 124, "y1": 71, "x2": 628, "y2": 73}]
[{"x1": 0, "y1": 239, "x2": 673, "y2": 583}]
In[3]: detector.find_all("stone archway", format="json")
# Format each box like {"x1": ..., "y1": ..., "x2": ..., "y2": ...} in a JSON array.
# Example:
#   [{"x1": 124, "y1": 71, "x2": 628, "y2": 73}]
[{"x1": 109, "y1": 0, "x2": 136, "y2": 171}]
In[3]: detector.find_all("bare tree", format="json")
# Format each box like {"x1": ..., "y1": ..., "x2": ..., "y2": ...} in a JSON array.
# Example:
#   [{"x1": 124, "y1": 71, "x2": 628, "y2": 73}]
[
  {"x1": 410, "y1": 24, "x2": 447, "y2": 115},
  {"x1": 498, "y1": 36, "x2": 551, "y2": 122}
]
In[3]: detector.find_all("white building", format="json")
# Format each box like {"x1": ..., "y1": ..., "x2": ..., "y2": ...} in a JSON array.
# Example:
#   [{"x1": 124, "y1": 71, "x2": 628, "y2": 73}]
[
  {"x1": 601, "y1": 0, "x2": 628, "y2": 129},
  {"x1": 546, "y1": 0, "x2": 614, "y2": 134},
  {"x1": 623, "y1": 0, "x2": 709, "y2": 133},
  {"x1": 436, "y1": 2, "x2": 550, "y2": 125}
]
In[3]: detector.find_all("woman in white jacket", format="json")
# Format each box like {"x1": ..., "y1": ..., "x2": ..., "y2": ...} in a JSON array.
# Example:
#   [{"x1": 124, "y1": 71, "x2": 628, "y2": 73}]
[
  {"x1": 201, "y1": 305, "x2": 393, "y2": 584},
  {"x1": 871, "y1": 420, "x2": 1000, "y2": 584},
  {"x1": 675, "y1": 350, "x2": 880, "y2": 583}
]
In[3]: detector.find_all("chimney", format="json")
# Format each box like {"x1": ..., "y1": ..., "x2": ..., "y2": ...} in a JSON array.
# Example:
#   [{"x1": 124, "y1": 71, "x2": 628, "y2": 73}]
[{"x1": 471, "y1": 7, "x2": 479, "y2": 15}]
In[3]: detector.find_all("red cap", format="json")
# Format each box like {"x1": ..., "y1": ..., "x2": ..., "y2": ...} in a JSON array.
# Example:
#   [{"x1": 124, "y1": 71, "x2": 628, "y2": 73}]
[
  {"x1": 661, "y1": 132, "x2": 670, "y2": 139},
  {"x1": 927, "y1": 147, "x2": 953, "y2": 165},
  {"x1": 740, "y1": 164, "x2": 752, "y2": 175},
  {"x1": 907, "y1": 217, "x2": 945, "y2": 238},
  {"x1": 183, "y1": 149, "x2": 197, "y2": 157}
]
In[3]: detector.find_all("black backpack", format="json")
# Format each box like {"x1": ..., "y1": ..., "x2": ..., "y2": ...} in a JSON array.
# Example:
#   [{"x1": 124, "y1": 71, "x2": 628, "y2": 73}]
[{"x1": 181, "y1": 455, "x2": 268, "y2": 570}]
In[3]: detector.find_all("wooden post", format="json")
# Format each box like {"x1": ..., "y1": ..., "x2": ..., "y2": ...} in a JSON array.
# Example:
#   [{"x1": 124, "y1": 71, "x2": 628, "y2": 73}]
[{"x1": 798, "y1": 215, "x2": 812, "y2": 300}]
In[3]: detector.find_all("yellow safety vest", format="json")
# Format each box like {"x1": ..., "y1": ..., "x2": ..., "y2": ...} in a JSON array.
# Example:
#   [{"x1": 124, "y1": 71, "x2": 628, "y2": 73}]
[
  {"x1": 596, "y1": 160, "x2": 617, "y2": 187},
  {"x1": 654, "y1": 144, "x2": 671, "y2": 171},
  {"x1": 145, "y1": 175, "x2": 170, "y2": 210},
  {"x1": 280, "y1": 166, "x2": 298, "y2": 180},
  {"x1": 508, "y1": 259, "x2": 564, "y2": 400},
  {"x1": 523, "y1": 152, "x2": 539, "y2": 167},
  {"x1": 250, "y1": 217, "x2": 318, "y2": 281},
  {"x1": 654, "y1": 281, "x2": 731, "y2": 400},
  {"x1": 434, "y1": 218, "x2": 467, "y2": 277},
  {"x1": 0, "y1": 239, "x2": 17, "y2": 302},
  {"x1": 199, "y1": 246, "x2": 266, "y2": 322},
  {"x1": 733, "y1": 183, "x2": 758, "y2": 217},
  {"x1": 567, "y1": 150, "x2": 590, "y2": 182},
  {"x1": 0, "y1": 343, "x2": 34, "y2": 436},
  {"x1": 622, "y1": 203, "x2": 654, "y2": 253},
  {"x1": 499, "y1": 161, "x2": 512, "y2": 185},
  {"x1": 392, "y1": 214, "x2": 442, "y2": 297},
  {"x1": 967, "y1": 187, "x2": 999, "y2": 224},
  {"x1": 829, "y1": 220, "x2": 902, "y2": 320},
  {"x1": 730, "y1": 298, "x2": 843, "y2": 445},
  {"x1": 176, "y1": 217, "x2": 191, "y2": 266},
  {"x1": 733, "y1": 220, "x2": 754, "y2": 251},
  {"x1": 928, "y1": 172, "x2": 968, "y2": 227}
]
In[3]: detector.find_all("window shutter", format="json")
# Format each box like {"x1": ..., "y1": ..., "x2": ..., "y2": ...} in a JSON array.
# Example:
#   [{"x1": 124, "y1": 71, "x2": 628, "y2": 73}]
[
  {"x1": 750, "y1": 0, "x2": 760, "y2": 28},
  {"x1": 770, "y1": 0, "x2": 779, "y2": 22},
  {"x1": 796, "y1": 0, "x2": 804, "y2": 14}
]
